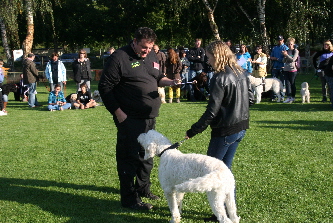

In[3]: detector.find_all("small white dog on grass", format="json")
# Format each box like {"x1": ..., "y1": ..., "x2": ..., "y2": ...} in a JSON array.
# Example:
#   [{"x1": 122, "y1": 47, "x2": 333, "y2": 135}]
[
  {"x1": 248, "y1": 75, "x2": 285, "y2": 103},
  {"x1": 300, "y1": 82, "x2": 310, "y2": 103},
  {"x1": 137, "y1": 130, "x2": 240, "y2": 223}
]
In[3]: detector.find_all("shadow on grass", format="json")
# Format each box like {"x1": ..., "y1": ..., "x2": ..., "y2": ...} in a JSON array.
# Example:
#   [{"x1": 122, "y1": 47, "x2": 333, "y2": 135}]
[
  {"x1": 254, "y1": 120, "x2": 333, "y2": 132},
  {"x1": 0, "y1": 178, "x2": 165, "y2": 223},
  {"x1": 250, "y1": 102, "x2": 333, "y2": 112}
]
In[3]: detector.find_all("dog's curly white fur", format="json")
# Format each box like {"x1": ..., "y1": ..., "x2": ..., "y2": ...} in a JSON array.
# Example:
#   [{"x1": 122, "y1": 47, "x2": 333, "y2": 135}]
[
  {"x1": 300, "y1": 82, "x2": 310, "y2": 103},
  {"x1": 138, "y1": 130, "x2": 240, "y2": 223},
  {"x1": 248, "y1": 75, "x2": 285, "y2": 103},
  {"x1": 92, "y1": 90, "x2": 103, "y2": 103}
]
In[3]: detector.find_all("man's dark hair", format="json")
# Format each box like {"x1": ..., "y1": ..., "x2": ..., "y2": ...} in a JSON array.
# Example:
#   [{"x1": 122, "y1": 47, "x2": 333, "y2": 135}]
[{"x1": 134, "y1": 27, "x2": 157, "y2": 43}]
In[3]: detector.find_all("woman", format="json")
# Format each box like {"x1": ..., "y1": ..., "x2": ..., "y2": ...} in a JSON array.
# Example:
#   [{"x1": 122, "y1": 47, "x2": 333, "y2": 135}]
[
  {"x1": 312, "y1": 40, "x2": 333, "y2": 102},
  {"x1": 47, "y1": 84, "x2": 71, "y2": 111},
  {"x1": 74, "y1": 83, "x2": 96, "y2": 109},
  {"x1": 236, "y1": 44, "x2": 253, "y2": 75},
  {"x1": 45, "y1": 52, "x2": 67, "y2": 91},
  {"x1": 282, "y1": 38, "x2": 299, "y2": 103},
  {"x1": 165, "y1": 48, "x2": 182, "y2": 103},
  {"x1": 251, "y1": 45, "x2": 267, "y2": 78},
  {"x1": 185, "y1": 40, "x2": 254, "y2": 221},
  {"x1": 179, "y1": 50, "x2": 190, "y2": 98},
  {"x1": 72, "y1": 49, "x2": 92, "y2": 92},
  {"x1": 324, "y1": 56, "x2": 333, "y2": 108}
]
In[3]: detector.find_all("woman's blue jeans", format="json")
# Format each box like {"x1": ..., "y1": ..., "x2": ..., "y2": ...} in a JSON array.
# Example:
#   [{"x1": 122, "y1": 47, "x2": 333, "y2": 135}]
[{"x1": 207, "y1": 130, "x2": 246, "y2": 171}]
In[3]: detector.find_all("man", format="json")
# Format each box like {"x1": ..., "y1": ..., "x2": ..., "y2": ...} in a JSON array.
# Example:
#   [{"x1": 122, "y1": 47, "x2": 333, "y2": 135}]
[
  {"x1": 98, "y1": 27, "x2": 180, "y2": 210},
  {"x1": 225, "y1": 39, "x2": 237, "y2": 54},
  {"x1": 270, "y1": 35, "x2": 289, "y2": 79},
  {"x1": 153, "y1": 44, "x2": 167, "y2": 103},
  {"x1": 23, "y1": 53, "x2": 40, "y2": 108},
  {"x1": 45, "y1": 52, "x2": 67, "y2": 92},
  {"x1": 187, "y1": 38, "x2": 205, "y2": 101}
]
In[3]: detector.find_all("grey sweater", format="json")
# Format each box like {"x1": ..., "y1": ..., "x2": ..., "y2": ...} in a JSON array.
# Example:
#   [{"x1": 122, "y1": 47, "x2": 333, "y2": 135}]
[{"x1": 283, "y1": 49, "x2": 299, "y2": 71}]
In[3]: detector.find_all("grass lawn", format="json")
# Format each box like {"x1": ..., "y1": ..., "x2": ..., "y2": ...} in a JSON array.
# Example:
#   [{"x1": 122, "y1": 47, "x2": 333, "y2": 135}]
[{"x1": 0, "y1": 73, "x2": 332, "y2": 222}]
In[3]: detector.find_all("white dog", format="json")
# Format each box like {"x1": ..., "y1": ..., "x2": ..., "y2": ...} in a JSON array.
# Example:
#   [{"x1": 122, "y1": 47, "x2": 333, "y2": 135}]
[
  {"x1": 137, "y1": 130, "x2": 240, "y2": 223},
  {"x1": 300, "y1": 82, "x2": 310, "y2": 103},
  {"x1": 248, "y1": 75, "x2": 285, "y2": 103},
  {"x1": 92, "y1": 90, "x2": 103, "y2": 103}
]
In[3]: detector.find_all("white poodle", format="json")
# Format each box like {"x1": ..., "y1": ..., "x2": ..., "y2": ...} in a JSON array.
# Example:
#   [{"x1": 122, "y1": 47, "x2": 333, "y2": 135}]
[
  {"x1": 248, "y1": 75, "x2": 285, "y2": 103},
  {"x1": 300, "y1": 82, "x2": 310, "y2": 103},
  {"x1": 137, "y1": 130, "x2": 240, "y2": 223}
]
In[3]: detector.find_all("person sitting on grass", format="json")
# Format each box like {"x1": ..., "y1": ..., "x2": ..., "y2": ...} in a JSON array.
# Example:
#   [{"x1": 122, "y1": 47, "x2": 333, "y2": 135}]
[
  {"x1": 47, "y1": 84, "x2": 71, "y2": 111},
  {"x1": 74, "y1": 83, "x2": 96, "y2": 109}
]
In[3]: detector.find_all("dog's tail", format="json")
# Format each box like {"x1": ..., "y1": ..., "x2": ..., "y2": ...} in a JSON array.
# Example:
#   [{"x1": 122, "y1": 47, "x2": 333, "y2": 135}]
[{"x1": 174, "y1": 170, "x2": 234, "y2": 193}]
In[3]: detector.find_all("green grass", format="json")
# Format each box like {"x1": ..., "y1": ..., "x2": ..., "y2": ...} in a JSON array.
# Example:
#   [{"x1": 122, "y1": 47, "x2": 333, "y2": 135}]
[{"x1": 1, "y1": 73, "x2": 332, "y2": 223}]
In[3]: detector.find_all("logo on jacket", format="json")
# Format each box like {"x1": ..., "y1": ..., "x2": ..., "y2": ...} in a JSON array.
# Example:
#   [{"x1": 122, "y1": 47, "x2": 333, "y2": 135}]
[{"x1": 131, "y1": 61, "x2": 140, "y2": 68}]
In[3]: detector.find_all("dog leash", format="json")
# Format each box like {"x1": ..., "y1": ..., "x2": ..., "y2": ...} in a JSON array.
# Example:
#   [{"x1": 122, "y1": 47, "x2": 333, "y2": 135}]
[{"x1": 158, "y1": 138, "x2": 188, "y2": 157}]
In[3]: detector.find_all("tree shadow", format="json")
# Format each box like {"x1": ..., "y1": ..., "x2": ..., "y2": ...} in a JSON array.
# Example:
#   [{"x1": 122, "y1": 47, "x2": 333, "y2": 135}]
[{"x1": 0, "y1": 177, "x2": 165, "y2": 222}]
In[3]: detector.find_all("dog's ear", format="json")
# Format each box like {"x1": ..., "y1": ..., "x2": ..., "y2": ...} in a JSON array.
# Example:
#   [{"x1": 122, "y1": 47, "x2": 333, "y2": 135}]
[{"x1": 146, "y1": 142, "x2": 157, "y2": 158}]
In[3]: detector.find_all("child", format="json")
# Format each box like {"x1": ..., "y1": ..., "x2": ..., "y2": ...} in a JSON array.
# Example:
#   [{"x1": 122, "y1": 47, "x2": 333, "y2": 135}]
[
  {"x1": 74, "y1": 83, "x2": 96, "y2": 109},
  {"x1": 48, "y1": 84, "x2": 71, "y2": 111}
]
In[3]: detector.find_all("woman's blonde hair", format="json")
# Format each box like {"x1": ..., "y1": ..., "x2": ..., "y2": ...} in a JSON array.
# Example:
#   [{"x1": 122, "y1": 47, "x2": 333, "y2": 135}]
[
  {"x1": 323, "y1": 40, "x2": 333, "y2": 52},
  {"x1": 287, "y1": 37, "x2": 295, "y2": 44},
  {"x1": 205, "y1": 40, "x2": 241, "y2": 73}
]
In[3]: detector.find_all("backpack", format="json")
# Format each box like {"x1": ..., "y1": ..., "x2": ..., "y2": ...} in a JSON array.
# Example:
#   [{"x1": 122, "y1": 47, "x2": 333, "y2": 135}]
[{"x1": 292, "y1": 49, "x2": 301, "y2": 70}]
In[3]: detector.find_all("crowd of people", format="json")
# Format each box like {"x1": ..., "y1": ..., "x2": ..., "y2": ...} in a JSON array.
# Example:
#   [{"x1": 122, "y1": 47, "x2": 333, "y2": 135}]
[{"x1": 0, "y1": 50, "x2": 100, "y2": 115}]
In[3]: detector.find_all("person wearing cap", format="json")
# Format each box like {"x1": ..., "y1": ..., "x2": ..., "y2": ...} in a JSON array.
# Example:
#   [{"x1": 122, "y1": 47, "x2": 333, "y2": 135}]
[
  {"x1": 22, "y1": 53, "x2": 41, "y2": 108},
  {"x1": 270, "y1": 35, "x2": 289, "y2": 80}
]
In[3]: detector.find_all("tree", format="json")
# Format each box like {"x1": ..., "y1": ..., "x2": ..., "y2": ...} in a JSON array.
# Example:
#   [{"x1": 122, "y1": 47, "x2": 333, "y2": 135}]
[{"x1": 202, "y1": 0, "x2": 220, "y2": 40}]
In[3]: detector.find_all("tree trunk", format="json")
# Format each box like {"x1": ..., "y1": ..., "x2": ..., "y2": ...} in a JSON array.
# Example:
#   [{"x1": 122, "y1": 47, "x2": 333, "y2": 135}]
[
  {"x1": 23, "y1": 0, "x2": 34, "y2": 57},
  {"x1": 202, "y1": 0, "x2": 220, "y2": 40},
  {"x1": 257, "y1": 0, "x2": 269, "y2": 55},
  {"x1": 0, "y1": 17, "x2": 12, "y2": 62}
]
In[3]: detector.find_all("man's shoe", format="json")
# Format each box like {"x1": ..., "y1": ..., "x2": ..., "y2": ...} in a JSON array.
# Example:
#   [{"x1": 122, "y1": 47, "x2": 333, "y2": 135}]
[
  {"x1": 321, "y1": 96, "x2": 327, "y2": 102},
  {"x1": 140, "y1": 192, "x2": 160, "y2": 200},
  {"x1": 129, "y1": 202, "x2": 153, "y2": 210},
  {"x1": 203, "y1": 215, "x2": 218, "y2": 222}
]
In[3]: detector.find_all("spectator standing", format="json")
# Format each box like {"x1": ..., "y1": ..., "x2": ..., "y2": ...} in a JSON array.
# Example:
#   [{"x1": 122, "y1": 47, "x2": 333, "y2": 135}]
[
  {"x1": 282, "y1": 38, "x2": 299, "y2": 103},
  {"x1": 225, "y1": 39, "x2": 237, "y2": 54},
  {"x1": 47, "y1": 84, "x2": 71, "y2": 111},
  {"x1": 0, "y1": 60, "x2": 6, "y2": 115},
  {"x1": 204, "y1": 54, "x2": 215, "y2": 87},
  {"x1": 236, "y1": 45, "x2": 253, "y2": 75},
  {"x1": 324, "y1": 55, "x2": 333, "y2": 108},
  {"x1": 72, "y1": 49, "x2": 92, "y2": 92},
  {"x1": 270, "y1": 35, "x2": 289, "y2": 79},
  {"x1": 312, "y1": 40, "x2": 333, "y2": 102},
  {"x1": 179, "y1": 49, "x2": 190, "y2": 98},
  {"x1": 185, "y1": 40, "x2": 254, "y2": 222},
  {"x1": 98, "y1": 27, "x2": 180, "y2": 210},
  {"x1": 165, "y1": 48, "x2": 182, "y2": 103},
  {"x1": 23, "y1": 53, "x2": 41, "y2": 108},
  {"x1": 153, "y1": 44, "x2": 167, "y2": 103},
  {"x1": 187, "y1": 38, "x2": 205, "y2": 101},
  {"x1": 251, "y1": 45, "x2": 267, "y2": 78},
  {"x1": 45, "y1": 52, "x2": 67, "y2": 92}
]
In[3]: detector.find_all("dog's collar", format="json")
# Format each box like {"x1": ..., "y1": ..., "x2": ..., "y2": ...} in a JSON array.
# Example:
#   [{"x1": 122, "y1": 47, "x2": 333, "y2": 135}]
[
  {"x1": 158, "y1": 138, "x2": 188, "y2": 157},
  {"x1": 158, "y1": 143, "x2": 180, "y2": 157}
]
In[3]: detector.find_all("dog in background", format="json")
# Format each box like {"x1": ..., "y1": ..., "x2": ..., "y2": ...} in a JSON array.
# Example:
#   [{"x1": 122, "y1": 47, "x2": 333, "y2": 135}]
[
  {"x1": 138, "y1": 130, "x2": 240, "y2": 223},
  {"x1": 92, "y1": 90, "x2": 103, "y2": 103},
  {"x1": 65, "y1": 93, "x2": 78, "y2": 107},
  {"x1": 248, "y1": 75, "x2": 285, "y2": 103},
  {"x1": 300, "y1": 82, "x2": 310, "y2": 103}
]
